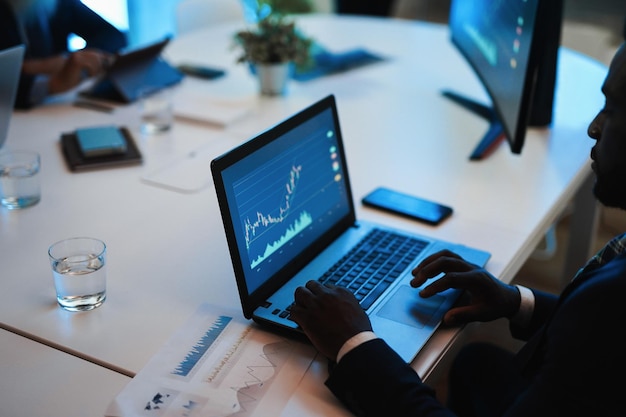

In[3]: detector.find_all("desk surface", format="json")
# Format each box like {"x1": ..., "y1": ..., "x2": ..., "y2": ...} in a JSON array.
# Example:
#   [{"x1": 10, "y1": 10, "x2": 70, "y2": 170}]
[
  {"x1": 0, "y1": 329, "x2": 130, "y2": 417},
  {"x1": 0, "y1": 14, "x2": 607, "y2": 416}
]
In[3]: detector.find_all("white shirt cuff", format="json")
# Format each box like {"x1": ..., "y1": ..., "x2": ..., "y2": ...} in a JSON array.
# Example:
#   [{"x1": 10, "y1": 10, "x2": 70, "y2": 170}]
[
  {"x1": 336, "y1": 331, "x2": 378, "y2": 363},
  {"x1": 511, "y1": 284, "x2": 534, "y2": 327}
]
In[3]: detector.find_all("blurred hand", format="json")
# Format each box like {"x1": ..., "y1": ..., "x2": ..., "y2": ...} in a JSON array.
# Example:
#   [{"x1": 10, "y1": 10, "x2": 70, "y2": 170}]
[
  {"x1": 46, "y1": 49, "x2": 113, "y2": 94},
  {"x1": 411, "y1": 250, "x2": 520, "y2": 325},
  {"x1": 291, "y1": 280, "x2": 372, "y2": 361},
  {"x1": 22, "y1": 55, "x2": 66, "y2": 75}
]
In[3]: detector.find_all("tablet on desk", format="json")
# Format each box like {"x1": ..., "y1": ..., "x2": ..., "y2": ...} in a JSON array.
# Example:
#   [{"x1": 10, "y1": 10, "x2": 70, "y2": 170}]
[{"x1": 80, "y1": 37, "x2": 184, "y2": 103}]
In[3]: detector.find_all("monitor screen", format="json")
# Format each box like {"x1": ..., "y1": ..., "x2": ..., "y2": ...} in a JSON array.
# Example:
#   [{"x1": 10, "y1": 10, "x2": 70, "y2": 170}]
[{"x1": 446, "y1": 0, "x2": 562, "y2": 160}]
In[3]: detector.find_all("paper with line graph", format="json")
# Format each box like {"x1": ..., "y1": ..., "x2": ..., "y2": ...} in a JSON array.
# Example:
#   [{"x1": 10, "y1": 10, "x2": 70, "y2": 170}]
[{"x1": 105, "y1": 303, "x2": 316, "y2": 417}]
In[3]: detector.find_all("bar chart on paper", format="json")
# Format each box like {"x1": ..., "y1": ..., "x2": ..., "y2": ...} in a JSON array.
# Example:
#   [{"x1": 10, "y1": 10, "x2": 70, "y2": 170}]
[
  {"x1": 171, "y1": 315, "x2": 232, "y2": 378},
  {"x1": 106, "y1": 304, "x2": 316, "y2": 417}
]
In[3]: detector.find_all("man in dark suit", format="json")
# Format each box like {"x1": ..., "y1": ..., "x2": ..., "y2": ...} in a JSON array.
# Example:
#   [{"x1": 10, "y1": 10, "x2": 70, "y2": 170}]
[
  {"x1": 291, "y1": 43, "x2": 626, "y2": 417},
  {"x1": 0, "y1": 0, "x2": 127, "y2": 109}
]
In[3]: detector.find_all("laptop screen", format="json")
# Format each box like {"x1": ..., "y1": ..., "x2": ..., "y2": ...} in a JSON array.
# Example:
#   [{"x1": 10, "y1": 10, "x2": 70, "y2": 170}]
[{"x1": 213, "y1": 96, "x2": 355, "y2": 301}]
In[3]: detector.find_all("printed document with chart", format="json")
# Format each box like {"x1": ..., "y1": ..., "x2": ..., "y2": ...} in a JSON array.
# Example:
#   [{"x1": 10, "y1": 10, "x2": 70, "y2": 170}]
[{"x1": 105, "y1": 303, "x2": 316, "y2": 417}]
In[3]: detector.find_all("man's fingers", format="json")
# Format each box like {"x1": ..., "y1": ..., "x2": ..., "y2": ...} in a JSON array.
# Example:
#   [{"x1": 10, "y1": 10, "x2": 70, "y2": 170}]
[
  {"x1": 412, "y1": 253, "x2": 477, "y2": 287},
  {"x1": 305, "y1": 280, "x2": 326, "y2": 294},
  {"x1": 294, "y1": 285, "x2": 314, "y2": 307},
  {"x1": 419, "y1": 270, "x2": 484, "y2": 297}
]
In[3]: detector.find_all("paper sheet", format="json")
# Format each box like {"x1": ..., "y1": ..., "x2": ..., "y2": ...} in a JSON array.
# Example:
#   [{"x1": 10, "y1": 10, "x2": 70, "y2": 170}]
[
  {"x1": 140, "y1": 148, "x2": 214, "y2": 194},
  {"x1": 172, "y1": 94, "x2": 252, "y2": 127},
  {"x1": 106, "y1": 303, "x2": 317, "y2": 417}
]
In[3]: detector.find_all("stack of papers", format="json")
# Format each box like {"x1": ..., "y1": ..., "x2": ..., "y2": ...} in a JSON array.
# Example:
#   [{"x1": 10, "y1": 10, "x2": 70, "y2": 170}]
[
  {"x1": 140, "y1": 148, "x2": 214, "y2": 194},
  {"x1": 106, "y1": 303, "x2": 316, "y2": 417}
]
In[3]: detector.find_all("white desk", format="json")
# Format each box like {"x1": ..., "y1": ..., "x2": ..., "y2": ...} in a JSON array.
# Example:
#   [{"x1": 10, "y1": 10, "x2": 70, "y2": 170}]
[
  {"x1": 0, "y1": 329, "x2": 130, "y2": 417},
  {"x1": 0, "y1": 14, "x2": 607, "y2": 416}
]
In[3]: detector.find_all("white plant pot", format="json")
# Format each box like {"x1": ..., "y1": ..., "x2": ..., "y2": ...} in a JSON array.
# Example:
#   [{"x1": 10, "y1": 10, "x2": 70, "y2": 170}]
[{"x1": 255, "y1": 62, "x2": 292, "y2": 96}]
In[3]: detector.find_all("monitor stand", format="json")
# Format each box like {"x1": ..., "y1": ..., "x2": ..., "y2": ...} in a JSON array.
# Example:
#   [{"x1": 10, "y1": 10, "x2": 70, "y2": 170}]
[{"x1": 442, "y1": 90, "x2": 505, "y2": 161}]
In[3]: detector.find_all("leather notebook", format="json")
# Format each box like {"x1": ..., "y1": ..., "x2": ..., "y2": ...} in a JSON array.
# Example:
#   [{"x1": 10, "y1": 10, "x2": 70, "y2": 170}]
[{"x1": 61, "y1": 126, "x2": 142, "y2": 171}]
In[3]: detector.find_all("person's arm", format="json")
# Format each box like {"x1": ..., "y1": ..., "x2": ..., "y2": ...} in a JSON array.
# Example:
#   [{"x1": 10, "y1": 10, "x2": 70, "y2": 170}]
[
  {"x1": 411, "y1": 250, "x2": 563, "y2": 341},
  {"x1": 502, "y1": 259, "x2": 626, "y2": 416},
  {"x1": 3, "y1": 0, "x2": 127, "y2": 108},
  {"x1": 327, "y1": 338, "x2": 455, "y2": 417},
  {"x1": 509, "y1": 286, "x2": 558, "y2": 341},
  {"x1": 291, "y1": 281, "x2": 455, "y2": 417},
  {"x1": 18, "y1": 50, "x2": 114, "y2": 106},
  {"x1": 334, "y1": 284, "x2": 536, "y2": 362},
  {"x1": 289, "y1": 252, "x2": 549, "y2": 416}
]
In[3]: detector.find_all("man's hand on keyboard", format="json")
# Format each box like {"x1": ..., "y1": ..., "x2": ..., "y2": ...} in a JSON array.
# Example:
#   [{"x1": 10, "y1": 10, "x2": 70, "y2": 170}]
[
  {"x1": 411, "y1": 250, "x2": 520, "y2": 325},
  {"x1": 291, "y1": 280, "x2": 372, "y2": 361}
]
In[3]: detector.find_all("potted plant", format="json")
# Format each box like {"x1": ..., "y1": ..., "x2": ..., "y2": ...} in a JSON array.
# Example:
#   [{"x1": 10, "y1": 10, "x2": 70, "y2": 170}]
[{"x1": 233, "y1": 11, "x2": 312, "y2": 95}]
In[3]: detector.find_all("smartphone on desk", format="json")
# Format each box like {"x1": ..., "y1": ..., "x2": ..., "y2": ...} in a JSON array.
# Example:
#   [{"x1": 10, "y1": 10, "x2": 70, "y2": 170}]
[
  {"x1": 362, "y1": 187, "x2": 453, "y2": 226},
  {"x1": 177, "y1": 64, "x2": 226, "y2": 80}
]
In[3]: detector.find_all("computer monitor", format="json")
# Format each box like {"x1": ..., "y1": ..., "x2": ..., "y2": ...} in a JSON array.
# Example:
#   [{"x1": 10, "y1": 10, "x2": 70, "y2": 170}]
[{"x1": 444, "y1": 0, "x2": 563, "y2": 160}]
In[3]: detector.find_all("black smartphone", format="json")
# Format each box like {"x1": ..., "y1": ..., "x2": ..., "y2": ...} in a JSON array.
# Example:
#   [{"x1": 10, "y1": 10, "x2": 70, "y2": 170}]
[
  {"x1": 177, "y1": 64, "x2": 226, "y2": 80},
  {"x1": 362, "y1": 187, "x2": 453, "y2": 226}
]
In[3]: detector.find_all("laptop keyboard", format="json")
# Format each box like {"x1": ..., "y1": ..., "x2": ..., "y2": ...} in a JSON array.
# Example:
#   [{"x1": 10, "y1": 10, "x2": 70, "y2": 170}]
[
  {"x1": 273, "y1": 228, "x2": 428, "y2": 321},
  {"x1": 318, "y1": 228, "x2": 428, "y2": 310}
]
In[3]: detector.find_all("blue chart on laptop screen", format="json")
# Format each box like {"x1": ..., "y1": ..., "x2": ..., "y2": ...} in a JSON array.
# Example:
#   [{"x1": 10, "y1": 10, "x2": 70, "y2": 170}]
[{"x1": 222, "y1": 108, "x2": 351, "y2": 294}]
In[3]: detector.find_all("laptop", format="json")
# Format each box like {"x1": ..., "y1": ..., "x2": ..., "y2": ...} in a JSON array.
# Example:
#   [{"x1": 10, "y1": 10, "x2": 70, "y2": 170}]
[
  {"x1": 211, "y1": 95, "x2": 491, "y2": 362},
  {"x1": 80, "y1": 37, "x2": 183, "y2": 103},
  {"x1": 0, "y1": 45, "x2": 24, "y2": 149}
]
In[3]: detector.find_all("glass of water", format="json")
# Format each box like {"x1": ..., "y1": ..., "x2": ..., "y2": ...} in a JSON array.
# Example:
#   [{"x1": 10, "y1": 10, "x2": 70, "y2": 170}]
[
  {"x1": 139, "y1": 86, "x2": 173, "y2": 134},
  {"x1": 48, "y1": 237, "x2": 107, "y2": 312},
  {"x1": 0, "y1": 150, "x2": 41, "y2": 209}
]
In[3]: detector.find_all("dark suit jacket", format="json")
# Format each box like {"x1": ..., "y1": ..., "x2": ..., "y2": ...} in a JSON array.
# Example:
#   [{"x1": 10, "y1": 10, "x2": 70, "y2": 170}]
[
  {"x1": 326, "y1": 252, "x2": 626, "y2": 416},
  {"x1": 0, "y1": 0, "x2": 127, "y2": 108}
]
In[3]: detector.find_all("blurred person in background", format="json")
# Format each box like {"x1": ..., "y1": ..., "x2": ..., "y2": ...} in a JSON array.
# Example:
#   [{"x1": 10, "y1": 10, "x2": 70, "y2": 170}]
[{"x1": 0, "y1": 0, "x2": 127, "y2": 109}]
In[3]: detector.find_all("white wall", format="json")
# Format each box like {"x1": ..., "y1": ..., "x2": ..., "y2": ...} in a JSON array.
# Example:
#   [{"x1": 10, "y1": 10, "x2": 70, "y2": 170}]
[
  {"x1": 311, "y1": 0, "x2": 333, "y2": 13},
  {"x1": 127, "y1": 0, "x2": 179, "y2": 46},
  {"x1": 82, "y1": 0, "x2": 129, "y2": 30},
  {"x1": 125, "y1": 0, "x2": 336, "y2": 47}
]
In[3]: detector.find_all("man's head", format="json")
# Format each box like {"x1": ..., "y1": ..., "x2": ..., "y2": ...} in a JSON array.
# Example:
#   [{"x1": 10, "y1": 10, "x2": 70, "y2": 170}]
[{"x1": 588, "y1": 43, "x2": 626, "y2": 210}]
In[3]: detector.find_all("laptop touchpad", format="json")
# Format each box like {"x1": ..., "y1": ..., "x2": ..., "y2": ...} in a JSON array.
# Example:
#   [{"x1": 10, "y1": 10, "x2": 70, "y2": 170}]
[{"x1": 376, "y1": 285, "x2": 445, "y2": 329}]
